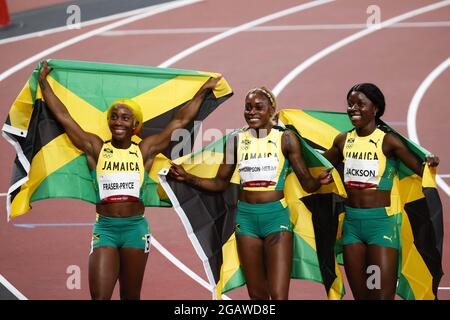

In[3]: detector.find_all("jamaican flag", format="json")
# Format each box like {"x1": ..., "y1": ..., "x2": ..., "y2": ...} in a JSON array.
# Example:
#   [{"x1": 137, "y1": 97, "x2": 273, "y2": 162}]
[
  {"x1": 2, "y1": 59, "x2": 233, "y2": 221},
  {"x1": 279, "y1": 109, "x2": 443, "y2": 300},
  {"x1": 158, "y1": 118, "x2": 348, "y2": 300}
]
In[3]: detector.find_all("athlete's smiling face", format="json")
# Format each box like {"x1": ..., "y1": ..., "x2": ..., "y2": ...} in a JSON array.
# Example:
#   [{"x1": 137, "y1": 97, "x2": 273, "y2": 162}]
[
  {"x1": 347, "y1": 91, "x2": 378, "y2": 128},
  {"x1": 108, "y1": 104, "x2": 135, "y2": 142},
  {"x1": 244, "y1": 91, "x2": 275, "y2": 130}
]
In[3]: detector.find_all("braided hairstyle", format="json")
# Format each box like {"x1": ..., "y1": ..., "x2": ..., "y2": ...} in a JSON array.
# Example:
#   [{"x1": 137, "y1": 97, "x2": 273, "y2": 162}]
[{"x1": 246, "y1": 86, "x2": 277, "y2": 124}]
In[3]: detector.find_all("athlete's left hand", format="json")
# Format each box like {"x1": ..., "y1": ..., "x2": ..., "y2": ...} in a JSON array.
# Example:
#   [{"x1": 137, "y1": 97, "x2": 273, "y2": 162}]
[{"x1": 424, "y1": 154, "x2": 439, "y2": 167}]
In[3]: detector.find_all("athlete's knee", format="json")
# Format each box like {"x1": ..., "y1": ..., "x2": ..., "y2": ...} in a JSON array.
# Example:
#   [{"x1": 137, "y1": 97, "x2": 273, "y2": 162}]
[
  {"x1": 120, "y1": 290, "x2": 141, "y2": 300},
  {"x1": 368, "y1": 288, "x2": 396, "y2": 300},
  {"x1": 90, "y1": 291, "x2": 113, "y2": 300},
  {"x1": 247, "y1": 287, "x2": 270, "y2": 300},
  {"x1": 119, "y1": 285, "x2": 142, "y2": 300},
  {"x1": 269, "y1": 290, "x2": 288, "y2": 300}
]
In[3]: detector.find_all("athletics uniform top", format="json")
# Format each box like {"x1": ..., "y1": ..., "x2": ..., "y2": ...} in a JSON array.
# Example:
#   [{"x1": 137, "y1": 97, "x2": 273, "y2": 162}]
[
  {"x1": 95, "y1": 141, "x2": 145, "y2": 203},
  {"x1": 343, "y1": 128, "x2": 397, "y2": 190},
  {"x1": 236, "y1": 127, "x2": 290, "y2": 191}
]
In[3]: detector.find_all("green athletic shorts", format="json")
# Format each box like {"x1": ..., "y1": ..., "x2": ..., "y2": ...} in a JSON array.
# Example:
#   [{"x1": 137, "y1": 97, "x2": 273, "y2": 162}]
[
  {"x1": 90, "y1": 214, "x2": 151, "y2": 253},
  {"x1": 342, "y1": 206, "x2": 399, "y2": 249},
  {"x1": 235, "y1": 198, "x2": 292, "y2": 239}
]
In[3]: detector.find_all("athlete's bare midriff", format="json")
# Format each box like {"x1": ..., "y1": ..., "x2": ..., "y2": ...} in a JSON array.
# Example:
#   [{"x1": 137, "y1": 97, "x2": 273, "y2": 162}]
[
  {"x1": 345, "y1": 188, "x2": 391, "y2": 208},
  {"x1": 96, "y1": 201, "x2": 145, "y2": 217},
  {"x1": 239, "y1": 190, "x2": 284, "y2": 204}
]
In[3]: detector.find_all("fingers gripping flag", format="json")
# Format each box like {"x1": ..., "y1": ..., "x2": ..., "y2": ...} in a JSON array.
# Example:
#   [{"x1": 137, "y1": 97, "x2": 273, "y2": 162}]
[
  {"x1": 279, "y1": 109, "x2": 443, "y2": 300},
  {"x1": 2, "y1": 60, "x2": 233, "y2": 220}
]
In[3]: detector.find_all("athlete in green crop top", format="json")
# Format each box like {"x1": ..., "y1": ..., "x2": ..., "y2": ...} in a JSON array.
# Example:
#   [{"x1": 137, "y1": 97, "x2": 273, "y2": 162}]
[
  {"x1": 323, "y1": 83, "x2": 439, "y2": 300},
  {"x1": 169, "y1": 87, "x2": 333, "y2": 300},
  {"x1": 38, "y1": 61, "x2": 221, "y2": 300}
]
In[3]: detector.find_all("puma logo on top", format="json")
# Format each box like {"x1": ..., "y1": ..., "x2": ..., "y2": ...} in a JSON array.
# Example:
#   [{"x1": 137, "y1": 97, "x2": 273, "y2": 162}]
[
  {"x1": 129, "y1": 150, "x2": 139, "y2": 157},
  {"x1": 369, "y1": 139, "x2": 380, "y2": 148}
]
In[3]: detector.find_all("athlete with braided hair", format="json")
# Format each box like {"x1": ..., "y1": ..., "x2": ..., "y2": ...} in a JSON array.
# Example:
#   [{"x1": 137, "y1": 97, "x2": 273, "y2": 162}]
[
  {"x1": 170, "y1": 87, "x2": 332, "y2": 299},
  {"x1": 323, "y1": 83, "x2": 439, "y2": 299}
]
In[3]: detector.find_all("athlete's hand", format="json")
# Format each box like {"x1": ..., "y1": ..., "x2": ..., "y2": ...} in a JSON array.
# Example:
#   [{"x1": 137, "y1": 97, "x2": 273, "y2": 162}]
[
  {"x1": 318, "y1": 168, "x2": 333, "y2": 185},
  {"x1": 200, "y1": 75, "x2": 222, "y2": 92},
  {"x1": 169, "y1": 162, "x2": 190, "y2": 182},
  {"x1": 424, "y1": 154, "x2": 439, "y2": 167},
  {"x1": 39, "y1": 60, "x2": 52, "y2": 80}
]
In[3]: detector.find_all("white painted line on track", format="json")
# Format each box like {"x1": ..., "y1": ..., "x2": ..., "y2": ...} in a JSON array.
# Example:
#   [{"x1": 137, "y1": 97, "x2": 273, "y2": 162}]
[
  {"x1": 0, "y1": 2, "x2": 199, "y2": 46},
  {"x1": 407, "y1": 57, "x2": 450, "y2": 197},
  {"x1": 152, "y1": 237, "x2": 231, "y2": 300},
  {"x1": 272, "y1": 1, "x2": 450, "y2": 96},
  {"x1": 0, "y1": 0, "x2": 204, "y2": 83},
  {"x1": 100, "y1": 21, "x2": 450, "y2": 36},
  {"x1": 0, "y1": 274, "x2": 28, "y2": 300},
  {"x1": 10, "y1": 221, "x2": 229, "y2": 299},
  {"x1": 1, "y1": 0, "x2": 336, "y2": 300},
  {"x1": 14, "y1": 223, "x2": 93, "y2": 228},
  {"x1": 158, "y1": 0, "x2": 335, "y2": 68},
  {"x1": 439, "y1": 174, "x2": 450, "y2": 178}
]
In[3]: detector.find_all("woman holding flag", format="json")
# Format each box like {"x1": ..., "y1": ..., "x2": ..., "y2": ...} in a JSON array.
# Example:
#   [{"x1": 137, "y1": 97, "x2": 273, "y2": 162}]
[
  {"x1": 38, "y1": 61, "x2": 221, "y2": 300},
  {"x1": 169, "y1": 87, "x2": 333, "y2": 300},
  {"x1": 322, "y1": 83, "x2": 439, "y2": 300}
]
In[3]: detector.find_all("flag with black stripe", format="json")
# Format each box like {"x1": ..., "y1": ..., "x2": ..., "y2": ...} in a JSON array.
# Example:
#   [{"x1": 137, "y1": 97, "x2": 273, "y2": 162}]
[
  {"x1": 158, "y1": 121, "x2": 347, "y2": 299},
  {"x1": 2, "y1": 59, "x2": 233, "y2": 220},
  {"x1": 279, "y1": 109, "x2": 443, "y2": 300}
]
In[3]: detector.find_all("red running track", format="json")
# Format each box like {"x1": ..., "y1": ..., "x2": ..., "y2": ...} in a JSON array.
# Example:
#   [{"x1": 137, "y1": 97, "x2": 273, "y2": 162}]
[{"x1": 0, "y1": 0, "x2": 449, "y2": 300}]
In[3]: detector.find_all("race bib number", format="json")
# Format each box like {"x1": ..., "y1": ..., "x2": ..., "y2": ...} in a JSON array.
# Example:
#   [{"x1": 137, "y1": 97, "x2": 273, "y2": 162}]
[{"x1": 344, "y1": 158, "x2": 379, "y2": 189}]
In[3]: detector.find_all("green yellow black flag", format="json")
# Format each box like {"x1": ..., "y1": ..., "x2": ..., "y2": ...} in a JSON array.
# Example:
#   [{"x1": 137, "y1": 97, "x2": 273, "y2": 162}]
[
  {"x1": 279, "y1": 109, "x2": 443, "y2": 300},
  {"x1": 159, "y1": 109, "x2": 443, "y2": 300},
  {"x1": 2, "y1": 59, "x2": 233, "y2": 221},
  {"x1": 158, "y1": 118, "x2": 348, "y2": 299}
]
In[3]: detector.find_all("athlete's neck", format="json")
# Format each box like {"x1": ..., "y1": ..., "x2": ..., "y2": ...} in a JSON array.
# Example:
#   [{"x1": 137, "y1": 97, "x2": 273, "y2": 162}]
[
  {"x1": 248, "y1": 125, "x2": 272, "y2": 138},
  {"x1": 355, "y1": 122, "x2": 377, "y2": 137},
  {"x1": 111, "y1": 139, "x2": 132, "y2": 149}
]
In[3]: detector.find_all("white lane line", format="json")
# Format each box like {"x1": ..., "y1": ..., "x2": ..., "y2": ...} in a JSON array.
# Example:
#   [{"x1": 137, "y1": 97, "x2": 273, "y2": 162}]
[
  {"x1": 152, "y1": 238, "x2": 231, "y2": 300},
  {"x1": 0, "y1": 4, "x2": 169, "y2": 46},
  {"x1": 1, "y1": 0, "x2": 334, "y2": 299},
  {"x1": 14, "y1": 223, "x2": 94, "y2": 228},
  {"x1": 0, "y1": 274, "x2": 28, "y2": 300},
  {"x1": 439, "y1": 287, "x2": 450, "y2": 290},
  {"x1": 0, "y1": 0, "x2": 203, "y2": 83},
  {"x1": 407, "y1": 57, "x2": 450, "y2": 197},
  {"x1": 11, "y1": 221, "x2": 229, "y2": 298},
  {"x1": 272, "y1": 0, "x2": 450, "y2": 96},
  {"x1": 0, "y1": 193, "x2": 7, "y2": 197},
  {"x1": 158, "y1": 0, "x2": 335, "y2": 68},
  {"x1": 100, "y1": 21, "x2": 450, "y2": 36},
  {"x1": 439, "y1": 174, "x2": 450, "y2": 178}
]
